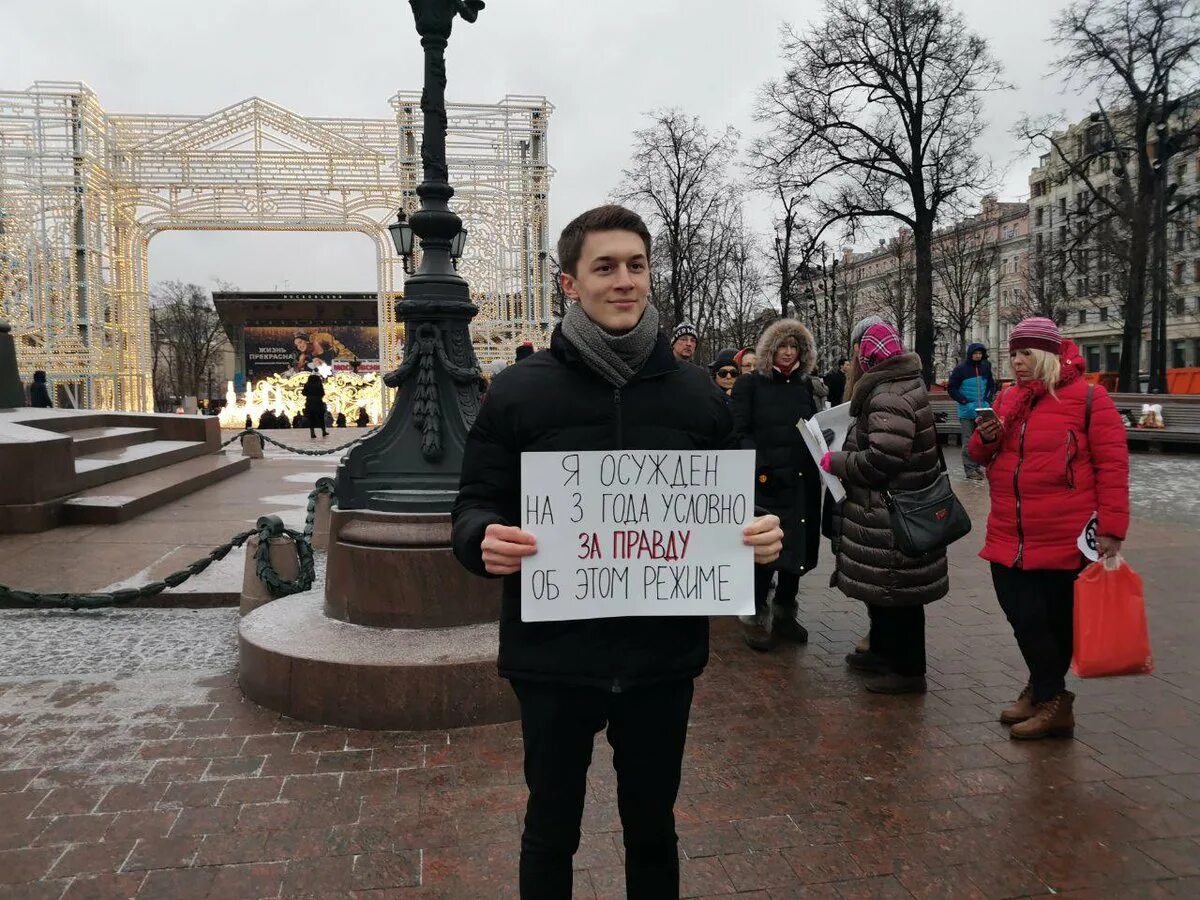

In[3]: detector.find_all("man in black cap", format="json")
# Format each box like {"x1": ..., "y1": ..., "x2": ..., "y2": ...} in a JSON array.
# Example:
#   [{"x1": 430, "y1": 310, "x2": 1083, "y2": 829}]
[{"x1": 670, "y1": 321, "x2": 699, "y2": 364}]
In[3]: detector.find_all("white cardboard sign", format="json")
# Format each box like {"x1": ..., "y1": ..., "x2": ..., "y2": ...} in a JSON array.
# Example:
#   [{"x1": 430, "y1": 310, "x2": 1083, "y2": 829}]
[{"x1": 519, "y1": 449, "x2": 756, "y2": 622}]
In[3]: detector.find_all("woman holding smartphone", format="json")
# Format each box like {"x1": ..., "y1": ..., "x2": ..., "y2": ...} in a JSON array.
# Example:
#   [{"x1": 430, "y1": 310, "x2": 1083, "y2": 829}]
[{"x1": 968, "y1": 318, "x2": 1130, "y2": 740}]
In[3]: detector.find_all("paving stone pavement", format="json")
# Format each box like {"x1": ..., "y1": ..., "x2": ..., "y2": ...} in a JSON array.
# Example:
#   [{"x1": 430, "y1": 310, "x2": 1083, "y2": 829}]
[{"x1": 1, "y1": 459, "x2": 1198, "y2": 898}]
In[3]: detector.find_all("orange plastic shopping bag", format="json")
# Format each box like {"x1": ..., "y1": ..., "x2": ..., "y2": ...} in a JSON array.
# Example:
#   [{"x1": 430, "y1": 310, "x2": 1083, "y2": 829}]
[{"x1": 1072, "y1": 556, "x2": 1153, "y2": 678}]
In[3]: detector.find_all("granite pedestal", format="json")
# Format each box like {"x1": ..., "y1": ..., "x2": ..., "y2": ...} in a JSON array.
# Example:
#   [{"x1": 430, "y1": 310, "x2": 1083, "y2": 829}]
[{"x1": 238, "y1": 507, "x2": 516, "y2": 730}]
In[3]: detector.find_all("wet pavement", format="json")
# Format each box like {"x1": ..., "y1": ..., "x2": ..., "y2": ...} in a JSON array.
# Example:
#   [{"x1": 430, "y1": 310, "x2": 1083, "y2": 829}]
[{"x1": 1, "y1": 456, "x2": 1198, "y2": 897}]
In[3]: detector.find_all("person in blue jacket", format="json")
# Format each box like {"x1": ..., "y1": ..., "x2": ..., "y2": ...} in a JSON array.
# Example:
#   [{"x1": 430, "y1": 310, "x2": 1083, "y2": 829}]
[
  {"x1": 945, "y1": 340, "x2": 993, "y2": 480},
  {"x1": 947, "y1": 342, "x2": 996, "y2": 480}
]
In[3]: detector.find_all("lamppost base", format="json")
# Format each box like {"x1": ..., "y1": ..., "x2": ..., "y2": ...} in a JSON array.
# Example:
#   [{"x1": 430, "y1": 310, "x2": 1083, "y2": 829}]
[{"x1": 238, "y1": 505, "x2": 513, "y2": 731}]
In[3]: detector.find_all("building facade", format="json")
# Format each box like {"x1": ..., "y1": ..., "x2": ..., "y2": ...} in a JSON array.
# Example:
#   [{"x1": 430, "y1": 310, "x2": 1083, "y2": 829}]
[
  {"x1": 1027, "y1": 112, "x2": 1200, "y2": 377},
  {"x1": 834, "y1": 196, "x2": 1029, "y2": 380},
  {"x1": 832, "y1": 106, "x2": 1200, "y2": 383}
]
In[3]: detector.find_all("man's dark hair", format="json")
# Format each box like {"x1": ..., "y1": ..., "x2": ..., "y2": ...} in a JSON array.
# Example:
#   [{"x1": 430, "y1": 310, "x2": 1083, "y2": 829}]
[
  {"x1": 557, "y1": 204, "x2": 652, "y2": 276},
  {"x1": 836, "y1": 357, "x2": 847, "y2": 367}
]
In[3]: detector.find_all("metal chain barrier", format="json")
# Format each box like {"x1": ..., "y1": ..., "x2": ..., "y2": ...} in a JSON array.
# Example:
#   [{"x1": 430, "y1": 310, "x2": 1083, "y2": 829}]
[
  {"x1": 0, "y1": 481, "x2": 336, "y2": 610},
  {"x1": 221, "y1": 427, "x2": 379, "y2": 455}
]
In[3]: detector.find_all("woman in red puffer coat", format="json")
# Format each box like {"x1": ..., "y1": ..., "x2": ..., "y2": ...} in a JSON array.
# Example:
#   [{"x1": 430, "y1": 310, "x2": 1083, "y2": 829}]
[{"x1": 968, "y1": 317, "x2": 1129, "y2": 741}]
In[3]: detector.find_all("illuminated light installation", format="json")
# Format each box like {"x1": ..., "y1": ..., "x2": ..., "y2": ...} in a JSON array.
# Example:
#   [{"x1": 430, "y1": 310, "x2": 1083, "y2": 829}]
[
  {"x1": 0, "y1": 82, "x2": 553, "y2": 411},
  {"x1": 217, "y1": 372, "x2": 382, "y2": 430}
]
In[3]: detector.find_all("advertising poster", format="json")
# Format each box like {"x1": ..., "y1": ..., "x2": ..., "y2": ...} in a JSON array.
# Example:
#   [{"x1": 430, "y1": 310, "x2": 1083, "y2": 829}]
[{"x1": 243, "y1": 326, "x2": 381, "y2": 376}]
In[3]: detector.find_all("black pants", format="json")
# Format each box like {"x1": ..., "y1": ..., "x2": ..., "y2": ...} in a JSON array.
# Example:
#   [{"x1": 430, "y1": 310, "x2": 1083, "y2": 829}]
[
  {"x1": 753, "y1": 565, "x2": 800, "y2": 618},
  {"x1": 511, "y1": 678, "x2": 694, "y2": 900},
  {"x1": 991, "y1": 563, "x2": 1077, "y2": 703},
  {"x1": 867, "y1": 604, "x2": 926, "y2": 677}
]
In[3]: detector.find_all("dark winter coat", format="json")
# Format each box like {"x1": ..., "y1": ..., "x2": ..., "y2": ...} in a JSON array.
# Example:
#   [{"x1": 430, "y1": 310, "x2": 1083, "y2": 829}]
[
  {"x1": 947, "y1": 343, "x2": 996, "y2": 420},
  {"x1": 731, "y1": 319, "x2": 824, "y2": 576},
  {"x1": 823, "y1": 368, "x2": 847, "y2": 407},
  {"x1": 827, "y1": 353, "x2": 949, "y2": 607},
  {"x1": 968, "y1": 355, "x2": 1129, "y2": 570},
  {"x1": 29, "y1": 371, "x2": 52, "y2": 408},
  {"x1": 302, "y1": 375, "x2": 325, "y2": 422},
  {"x1": 452, "y1": 325, "x2": 734, "y2": 690}
]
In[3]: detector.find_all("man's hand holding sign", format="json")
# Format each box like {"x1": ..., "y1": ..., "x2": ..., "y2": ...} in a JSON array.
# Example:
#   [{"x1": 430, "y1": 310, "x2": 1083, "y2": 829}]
[{"x1": 482, "y1": 516, "x2": 782, "y2": 576}]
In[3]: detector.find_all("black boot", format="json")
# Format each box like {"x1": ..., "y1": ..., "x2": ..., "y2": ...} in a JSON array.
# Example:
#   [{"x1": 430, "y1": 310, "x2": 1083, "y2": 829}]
[
  {"x1": 845, "y1": 650, "x2": 890, "y2": 673},
  {"x1": 864, "y1": 673, "x2": 927, "y2": 695}
]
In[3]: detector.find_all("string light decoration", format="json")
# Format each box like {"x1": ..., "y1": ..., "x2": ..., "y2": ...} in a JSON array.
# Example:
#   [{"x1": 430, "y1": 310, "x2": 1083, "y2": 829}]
[
  {"x1": 217, "y1": 371, "x2": 382, "y2": 430},
  {"x1": 0, "y1": 82, "x2": 554, "y2": 411}
]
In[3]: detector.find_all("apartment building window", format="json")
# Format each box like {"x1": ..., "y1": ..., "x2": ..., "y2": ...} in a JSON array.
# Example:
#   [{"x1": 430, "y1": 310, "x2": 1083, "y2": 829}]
[
  {"x1": 1085, "y1": 345, "x2": 1102, "y2": 372},
  {"x1": 1078, "y1": 308, "x2": 1087, "y2": 325},
  {"x1": 1175, "y1": 293, "x2": 1185, "y2": 316},
  {"x1": 1105, "y1": 345, "x2": 1121, "y2": 372},
  {"x1": 1100, "y1": 306, "x2": 1109, "y2": 322},
  {"x1": 1177, "y1": 163, "x2": 1187, "y2": 186},
  {"x1": 1031, "y1": 180, "x2": 1047, "y2": 198},
  {"x1": 1175, "y1": 261, "x2": 1185, "y2": 285},
  {"x1": 1195, "y1": 259, "x2": 1200, "y2": 283},
  {"x1": 1036, "y1": 233, "x2": 1044, "y2": 253},
  {"x1": 1059, "y1": 225, "x2": 1068, "y2": 243},
  {"x1": 1059, "y1": 197, "x2": 1067, "y2": 217},
  {"x1": 1176, "y1": 228, "x2": 1186, "y2": 251},
  {"x1": 1100, "y1": 274, "x2": 1110, "y2": 294},
  {"x1": 1172, "y1": 340, "x2": 1187, "y2": 369}
]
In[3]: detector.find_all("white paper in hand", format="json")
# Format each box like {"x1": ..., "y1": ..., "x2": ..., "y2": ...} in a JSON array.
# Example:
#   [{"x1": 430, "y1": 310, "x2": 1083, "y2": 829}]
[
  {"x1": 796, "y1": 418, "x2": 846, "y2": 503},
  {"x1": 1077, "y1": 512, "x2": 1100, "y2": 562}
]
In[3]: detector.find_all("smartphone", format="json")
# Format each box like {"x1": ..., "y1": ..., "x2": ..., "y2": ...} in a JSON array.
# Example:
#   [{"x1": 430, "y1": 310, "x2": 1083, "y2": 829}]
[{"x1": 975, "y1": 407, "x2": 998, "y2": 424}]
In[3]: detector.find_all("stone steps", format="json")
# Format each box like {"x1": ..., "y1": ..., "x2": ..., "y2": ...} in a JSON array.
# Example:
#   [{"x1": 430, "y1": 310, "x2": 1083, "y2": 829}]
[
  {"x1": 73, "y1": 440, "x2": 211, "y2": 490},
  {"x1": 67, "y1": 426, "x2": 159, "y2": 456},
  {"x1": 63, "y1": 453, "x2": 251, "y2": 525}
]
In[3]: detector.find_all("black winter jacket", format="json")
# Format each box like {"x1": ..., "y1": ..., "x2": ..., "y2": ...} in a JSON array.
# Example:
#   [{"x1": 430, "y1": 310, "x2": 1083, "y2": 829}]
[
  {"x1": 452, "y1": 326, "x2": 734, "y2": 690},
  {"x1": 730, "y1": 372, "x2": 821, "y2": 575}
]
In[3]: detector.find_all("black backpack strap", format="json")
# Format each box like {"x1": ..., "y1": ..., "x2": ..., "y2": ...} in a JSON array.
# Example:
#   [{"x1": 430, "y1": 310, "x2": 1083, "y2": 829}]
[{"x1": 1085, "y1": 383, "x2": 1095, "y2": 434}]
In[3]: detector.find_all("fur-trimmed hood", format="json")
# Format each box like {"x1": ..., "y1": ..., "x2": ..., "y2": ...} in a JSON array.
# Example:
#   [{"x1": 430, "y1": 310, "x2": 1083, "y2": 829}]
[{"x1": 754, "y1": 318, "x2": 817, "y2": 378}]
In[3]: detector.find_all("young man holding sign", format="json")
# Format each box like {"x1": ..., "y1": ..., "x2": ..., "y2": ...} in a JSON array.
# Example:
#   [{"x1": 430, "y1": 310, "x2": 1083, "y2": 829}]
[{"x1": 453, "y1": 205, "x2": 783, "y2": 899}]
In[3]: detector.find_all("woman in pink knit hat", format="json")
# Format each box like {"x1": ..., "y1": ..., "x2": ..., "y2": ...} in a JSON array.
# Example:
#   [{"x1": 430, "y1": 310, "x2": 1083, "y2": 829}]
[
  {"x1": 968, "y1": 317, "x2": 1130, "y2": 739},
  {"x1": 822, "y1": 320, "x2": 948, "y2": 694}
]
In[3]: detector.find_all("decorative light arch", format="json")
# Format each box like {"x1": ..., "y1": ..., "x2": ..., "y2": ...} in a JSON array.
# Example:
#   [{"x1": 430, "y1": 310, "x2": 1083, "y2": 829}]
[{"x1": 0, "y1": 82, "x2": 553, "y2": 410}]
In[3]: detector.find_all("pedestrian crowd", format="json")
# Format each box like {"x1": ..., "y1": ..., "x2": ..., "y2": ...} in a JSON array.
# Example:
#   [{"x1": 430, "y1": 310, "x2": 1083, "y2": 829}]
[{"x1": 451, "y1": 203, "x2": 1132, "y2": 898}]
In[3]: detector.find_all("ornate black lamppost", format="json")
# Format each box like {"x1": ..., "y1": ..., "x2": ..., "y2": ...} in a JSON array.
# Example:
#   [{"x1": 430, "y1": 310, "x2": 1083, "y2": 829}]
[{"x1": 334, "y1": 0, "x2": 487, "y2": 513}]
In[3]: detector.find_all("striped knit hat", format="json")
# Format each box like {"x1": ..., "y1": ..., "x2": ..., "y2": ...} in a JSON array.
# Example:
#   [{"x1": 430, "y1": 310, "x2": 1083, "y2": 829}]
[
  {"x1": 858, "y1": 322, "x2": 905, "y2": 373},
  {"x1": 1009, "y1": 317, "x2": 1063, "y2": 354}
]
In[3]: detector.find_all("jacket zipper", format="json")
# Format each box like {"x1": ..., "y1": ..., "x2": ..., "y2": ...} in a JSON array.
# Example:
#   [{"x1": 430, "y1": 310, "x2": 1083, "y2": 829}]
[
  {"x1": 1013, "y1": 421, "x2": 1028, "y2": 568},
  {"x1": 612, "y1": 386, "x2": 623, "y2": 695},
  {"x1": 613, "y1": 388, "x2": 623, "y2": 451}
]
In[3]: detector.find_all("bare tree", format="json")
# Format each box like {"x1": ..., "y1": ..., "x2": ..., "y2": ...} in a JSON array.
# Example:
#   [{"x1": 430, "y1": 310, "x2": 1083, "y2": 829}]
[
  {"x1": 1008, "y1": 245, "x2": 1073, "y2": 326},
  {"x1": 613, "y1": 109, "x2": 739, "y2": 331},
  {"x1": 1020, "y1": 0, "x2": 1200, "y2": 391},
  {"x1": 932, "y1": 226, "x2": 1000, "y2": 354},
  {"x1": 710, "y1": 218, "x2": 771, "y2": 352},
  {"x1": 755, "y1": 0, "x2": 1006, "y2": 385},
  {"x1": 866, "y1": 231, "x2": 916, "y2": 344},
  {"x1": 150, "y1": 281, "x2": 226, "y2": 409}
]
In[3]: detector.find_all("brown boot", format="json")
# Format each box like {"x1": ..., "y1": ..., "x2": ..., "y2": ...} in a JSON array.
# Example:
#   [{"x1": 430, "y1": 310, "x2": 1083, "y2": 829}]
[
  {"x1": 999, "y1": 684, "x2": 1035, "y2": 725},
  {"x1": 1010, "y1": 691, "x2": 1075, "y2": 740}
]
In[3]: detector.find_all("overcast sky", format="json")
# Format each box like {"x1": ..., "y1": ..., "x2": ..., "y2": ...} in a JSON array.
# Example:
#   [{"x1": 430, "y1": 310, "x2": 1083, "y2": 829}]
[{"x1": 4, "y1": 0, "x2": 1089, "y2": 293}]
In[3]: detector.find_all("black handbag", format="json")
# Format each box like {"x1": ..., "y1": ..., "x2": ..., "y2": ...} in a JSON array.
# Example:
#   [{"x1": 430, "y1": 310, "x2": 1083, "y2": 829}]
[{"x1": 882, "y1": 446, "x2": 972, "y2": 557}]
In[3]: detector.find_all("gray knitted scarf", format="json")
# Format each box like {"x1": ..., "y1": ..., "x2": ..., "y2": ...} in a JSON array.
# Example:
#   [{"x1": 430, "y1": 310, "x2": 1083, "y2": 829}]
[{"x1": 560, "y1": 302, "x2": 661, "y2": 387}]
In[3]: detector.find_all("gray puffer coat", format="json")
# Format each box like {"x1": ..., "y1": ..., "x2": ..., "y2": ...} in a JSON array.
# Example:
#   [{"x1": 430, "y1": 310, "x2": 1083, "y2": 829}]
[{"x1": 827, "y1": 353, "x2": 949, "y2": 607}]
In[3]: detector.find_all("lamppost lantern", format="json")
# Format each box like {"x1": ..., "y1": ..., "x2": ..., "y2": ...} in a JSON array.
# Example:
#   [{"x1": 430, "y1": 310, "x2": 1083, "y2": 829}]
[
  {"x1": 450, "y1": 226, "x2": 468, "y2": 265},
  {"x1": 388, "y1": 210, "x2": 415, "y2": 271}
]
